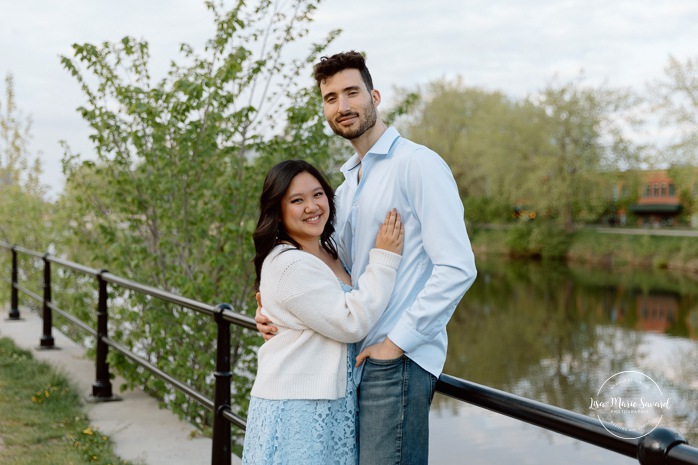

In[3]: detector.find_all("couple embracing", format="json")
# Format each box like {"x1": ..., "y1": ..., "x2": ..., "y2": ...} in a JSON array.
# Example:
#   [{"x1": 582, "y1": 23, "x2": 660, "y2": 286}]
[{"x1": 242, "y1": 51, "x2": 477, "y2": 465}]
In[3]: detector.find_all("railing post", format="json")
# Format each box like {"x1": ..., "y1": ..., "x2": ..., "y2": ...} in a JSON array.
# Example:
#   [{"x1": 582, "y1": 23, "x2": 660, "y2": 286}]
[
  {"x1": 87, "y1": 270, "x2": 118, "y2": 402},
  {"x1": 7, "y1": 246, "x2": 21, "y2": 320},
  {"x1": 638, "y1": 427, "x2": 688, "y2": 465},
  {"x1": 38, "y1": 253, "x2": 56, "y2": 349},
  {"x1": 211, "y1": 303, "x2": 232, "y2": 465}
]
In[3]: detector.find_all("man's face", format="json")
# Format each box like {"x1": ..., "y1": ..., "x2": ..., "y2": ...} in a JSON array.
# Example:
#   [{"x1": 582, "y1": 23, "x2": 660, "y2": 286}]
[{"x1": 319, "y1": 69, "x2": 378, "y2": 140}]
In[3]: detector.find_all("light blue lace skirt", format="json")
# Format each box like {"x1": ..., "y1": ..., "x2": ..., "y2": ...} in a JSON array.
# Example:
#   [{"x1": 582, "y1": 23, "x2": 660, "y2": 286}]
[{"x1": 242, "y1": 343, "x2": 358, "y2": 465}]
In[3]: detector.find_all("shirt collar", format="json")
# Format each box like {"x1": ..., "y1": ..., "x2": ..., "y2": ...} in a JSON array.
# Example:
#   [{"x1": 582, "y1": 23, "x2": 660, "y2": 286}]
[{"x1": 340, "y1": 127, "x2": 401, "y2": 175}]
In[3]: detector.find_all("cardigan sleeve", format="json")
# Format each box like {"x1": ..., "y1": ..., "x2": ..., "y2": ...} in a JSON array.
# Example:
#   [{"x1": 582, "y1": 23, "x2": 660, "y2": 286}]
[{"x1": 277, "y1": 249, "x2": 401, "y2": 343}]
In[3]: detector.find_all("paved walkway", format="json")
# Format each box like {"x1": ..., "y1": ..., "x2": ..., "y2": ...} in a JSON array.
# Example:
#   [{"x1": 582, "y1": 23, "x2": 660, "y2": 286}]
[{"x1": 0, "y1": 307, "x2": 241, "y2": 465}]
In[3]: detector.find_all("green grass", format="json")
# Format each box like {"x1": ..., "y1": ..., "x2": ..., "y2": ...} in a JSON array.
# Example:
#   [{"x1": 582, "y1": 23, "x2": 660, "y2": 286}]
[
  {"x1": 0, "y1": 337, "x2": 139, "y2": 465},
  {"x1": 567, "y1": 229, "x2": 698, "y2": 271},
  {"x1": 471, "y1": 225, "x2": 698, "y2": 273}
]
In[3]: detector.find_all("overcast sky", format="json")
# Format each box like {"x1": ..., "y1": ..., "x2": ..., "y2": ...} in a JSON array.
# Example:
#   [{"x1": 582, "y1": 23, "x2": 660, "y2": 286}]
[{"x1": 1, "y1": 0, "x2": 697, "y2": 198}]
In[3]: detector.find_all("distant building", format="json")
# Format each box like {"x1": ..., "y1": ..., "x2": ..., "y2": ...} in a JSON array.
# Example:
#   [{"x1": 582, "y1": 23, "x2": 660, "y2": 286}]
[
  {"x1": 628, "y1": 170, "x2": 682, "y2": 226},
  {"x1": 635, "y1": 292, "x2": 679, "y2": 333}
]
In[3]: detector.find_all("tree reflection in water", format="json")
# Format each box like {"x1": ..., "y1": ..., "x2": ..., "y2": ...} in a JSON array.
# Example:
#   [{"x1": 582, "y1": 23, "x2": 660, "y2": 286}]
[{"x1": 436, "y1": 256, "x2": 698, "y2": 446}]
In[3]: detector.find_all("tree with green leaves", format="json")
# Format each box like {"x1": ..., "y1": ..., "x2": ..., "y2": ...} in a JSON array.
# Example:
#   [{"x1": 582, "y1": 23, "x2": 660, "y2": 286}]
[
  {"x1": 399, "y1": 79, "x2": 546, "y2": 224},
  {"x1": 398, "y1": 77, "x2": 640, "y2": 234},
  {"x1": 528, "y1": 78, "x2": 639, "y2": 232},
  {"x1": 56, "y1": 0, "x2": 342, "y2": 447},
  {"x1": 651, "y1": 55, "x2": 698, "y2": 225},
  {"x1": 0, "y1": 73, "x2": 52, "y2": 306},
  {"x1": 0, "y1": 73, "x2": 49, "y2": 248},
  {"x1": 650, "y1": 55, "x2": 698, "y2": 163}
]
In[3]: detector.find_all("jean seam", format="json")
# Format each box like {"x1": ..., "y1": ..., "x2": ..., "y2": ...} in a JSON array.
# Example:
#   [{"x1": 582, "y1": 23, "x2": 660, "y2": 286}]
[
  {"x1": 396, "y1": 357, "x2": 408, "y2": 465},
  {"x1": 429, "y1": 374, "x2": 437, "y2": 404}
]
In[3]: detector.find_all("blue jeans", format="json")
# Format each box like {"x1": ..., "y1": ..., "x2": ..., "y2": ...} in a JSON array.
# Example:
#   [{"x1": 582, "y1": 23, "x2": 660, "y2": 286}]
[{"x1": 358, "y1": 356, "x2": 437, "y2": 465}]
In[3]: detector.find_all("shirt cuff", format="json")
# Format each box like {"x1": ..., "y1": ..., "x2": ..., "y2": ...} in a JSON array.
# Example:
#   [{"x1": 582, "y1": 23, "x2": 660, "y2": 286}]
[{"x1": 387, "y1": 318, "x2": 428, "y2": 354}]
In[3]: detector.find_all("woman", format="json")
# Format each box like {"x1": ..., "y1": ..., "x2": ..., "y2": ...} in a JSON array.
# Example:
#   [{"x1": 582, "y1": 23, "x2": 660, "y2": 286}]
[{"x1": 242, "y1": 160, "x2": 403, "y2": 465}]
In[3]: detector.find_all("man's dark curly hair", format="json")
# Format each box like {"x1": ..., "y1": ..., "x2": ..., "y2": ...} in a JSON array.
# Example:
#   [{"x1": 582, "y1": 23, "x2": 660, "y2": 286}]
[{"x1": 313, "y1": 51, "x2": 374, "y2": 92}]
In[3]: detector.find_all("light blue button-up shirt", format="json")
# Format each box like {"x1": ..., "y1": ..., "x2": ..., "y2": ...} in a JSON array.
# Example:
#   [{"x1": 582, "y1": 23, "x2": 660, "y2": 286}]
[{"x1": 334, "y1": 127, "x2": 477, "y2": 383}]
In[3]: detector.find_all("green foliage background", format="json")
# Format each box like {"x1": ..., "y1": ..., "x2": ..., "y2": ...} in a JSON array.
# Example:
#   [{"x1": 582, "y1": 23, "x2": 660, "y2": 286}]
[
  {"x1": 51, "y1": 0, "x2": 347, "y2": 450},
  {"x1": 0, "y1": 73, "x2": 53, "y2": 307},
  {"x1": 396, "y1": 76, "x2": 643, "y2": 235}
]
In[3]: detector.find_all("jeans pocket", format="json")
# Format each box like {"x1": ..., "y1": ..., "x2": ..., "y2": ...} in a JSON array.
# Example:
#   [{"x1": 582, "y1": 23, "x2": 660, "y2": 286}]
[
  {"x1": 366, "y1": 355, "x2": 404, "y2": 366},
  {"x1": 429, "y1": 374, "x2": 438, "y2": 404}
]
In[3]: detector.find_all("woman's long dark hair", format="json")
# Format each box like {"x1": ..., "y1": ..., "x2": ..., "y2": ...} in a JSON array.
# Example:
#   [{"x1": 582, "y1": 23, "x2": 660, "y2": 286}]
[{"x1": 253, "y1": 160, "x2": 338, "y2": 290}]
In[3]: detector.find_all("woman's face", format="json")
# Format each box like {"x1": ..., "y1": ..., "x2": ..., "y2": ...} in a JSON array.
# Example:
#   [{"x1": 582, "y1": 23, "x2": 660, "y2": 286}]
[{"x1": 280, "y1": 171, "x2": 329, "y2": 246}]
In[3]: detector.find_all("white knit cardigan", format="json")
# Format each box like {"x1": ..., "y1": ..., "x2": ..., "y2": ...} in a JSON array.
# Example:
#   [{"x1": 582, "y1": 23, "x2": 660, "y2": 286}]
[{"x1": 251, "y1": 244, "x2": 401, "y2": 400}]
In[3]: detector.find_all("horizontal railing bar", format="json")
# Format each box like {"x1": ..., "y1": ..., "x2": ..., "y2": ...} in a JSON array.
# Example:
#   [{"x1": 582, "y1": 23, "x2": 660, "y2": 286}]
[
  {"x1": 4, "y1": 245, "x2": 258, "y2": 331},
  {"x1": 221, "y1": 406, "x2": 247, "y2": 430},
  {"x1": 101, "y1": 272, "x2": 217, "y2": 316},
  {"x1": 0, "y1": 244, "x2": 100, "y2": 277},
  {"x1": 10, "y1": 245, "x2": 45, "y2": 259},
  {"x1": 48, "y1": 302, "x2": 96, "y2": 336},
  {"x1": 220, "y1": 307, "x2": 257, "y2": 331},
  {"x1": 102, "y1": 272, "x2": 257, "y2": 330},
  {"x1": 47, "y1": 255, "x2": 102, "y2": 277},
  {"x1": 668, "y1": 444, "x2": 698, "y2": 465},
  {"x1": 14, "y1": 284, "x2": 42, "y2": 303},
  {"x1": 102, "y1": 336, "x2": 214, "y2": 411},
  {"x1": 436, "y1": 374, "x2": 638, "y2": 458}
]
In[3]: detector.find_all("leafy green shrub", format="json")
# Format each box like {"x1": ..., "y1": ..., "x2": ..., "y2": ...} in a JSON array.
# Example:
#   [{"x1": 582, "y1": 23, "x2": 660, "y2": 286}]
[
  {"x1": 504, "y1": 221, "x2": 572, "y2": 259},
  {"x1": 505, "y1": 222, "x2": 536, "y2": 257},
  {"x1": 530, "y1": 222, "x2": 572, "y2": 260}
]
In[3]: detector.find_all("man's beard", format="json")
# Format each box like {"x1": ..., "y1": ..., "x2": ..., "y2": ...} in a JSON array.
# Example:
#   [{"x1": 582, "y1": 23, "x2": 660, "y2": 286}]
[{"x1": 330, "y1": 101, "x2": 378, "y2": 140}]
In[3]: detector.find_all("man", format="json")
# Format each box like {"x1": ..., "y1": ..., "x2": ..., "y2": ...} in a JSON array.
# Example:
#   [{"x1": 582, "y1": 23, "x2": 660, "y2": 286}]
[{"x1": 256, "y1": 51, "x2": 477, "y2": 464}]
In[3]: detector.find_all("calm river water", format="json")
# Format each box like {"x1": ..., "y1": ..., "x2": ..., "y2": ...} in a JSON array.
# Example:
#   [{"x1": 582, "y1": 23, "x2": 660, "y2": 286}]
[{"x1": 429, "y1": 256, "x2": 698, "y2": 464}]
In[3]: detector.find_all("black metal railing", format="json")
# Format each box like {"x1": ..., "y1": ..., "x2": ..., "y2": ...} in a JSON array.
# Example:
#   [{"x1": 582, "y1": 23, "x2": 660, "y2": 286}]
[
  {"x1": 1, "y1": 242, "x2": 254, "y2": 465},
  {"x1": 2, "y1": 241, "x2": 697, "y2": 465},
  {"x1": 437, "y1": 374, "x2": 698, "y2": 465}
]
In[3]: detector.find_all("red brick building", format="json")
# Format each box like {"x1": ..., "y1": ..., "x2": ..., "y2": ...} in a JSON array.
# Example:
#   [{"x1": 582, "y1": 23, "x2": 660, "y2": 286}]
[{"x1": 628, "y1": 170, "x2": 682, "y2": 226}]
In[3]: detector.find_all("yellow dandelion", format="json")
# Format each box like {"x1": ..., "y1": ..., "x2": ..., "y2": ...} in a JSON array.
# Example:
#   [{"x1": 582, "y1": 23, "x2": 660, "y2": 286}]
[{"x1": 83, "y1": 427, "x2": 94, "y2": 435}]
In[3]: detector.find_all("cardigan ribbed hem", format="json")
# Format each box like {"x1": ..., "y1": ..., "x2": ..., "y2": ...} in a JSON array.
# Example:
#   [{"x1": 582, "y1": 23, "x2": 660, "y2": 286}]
[{"x1": 251, "y1": 371, "x2": 348, "y2": 400}]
